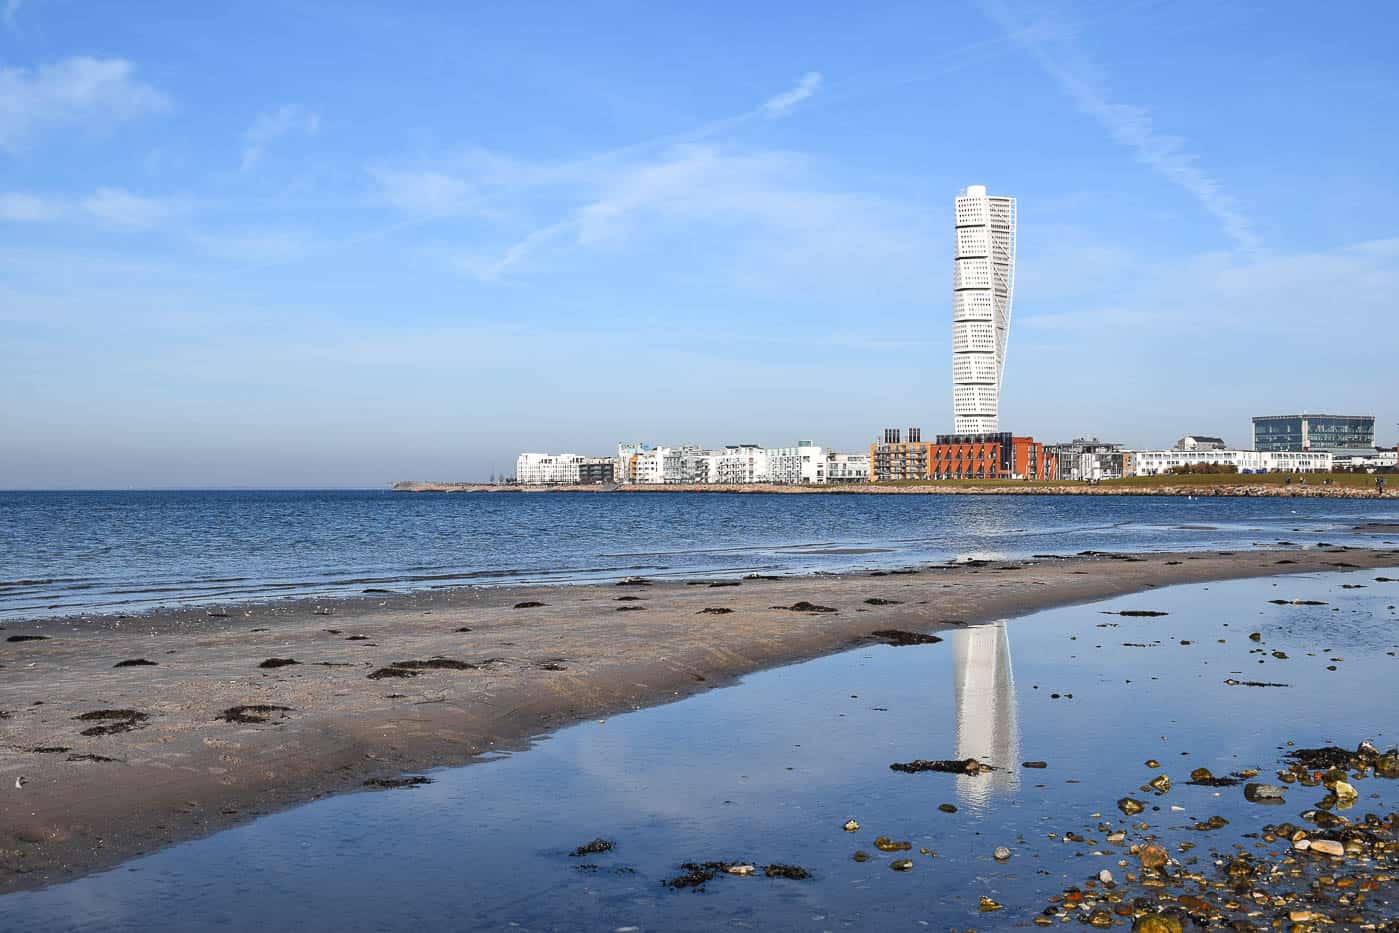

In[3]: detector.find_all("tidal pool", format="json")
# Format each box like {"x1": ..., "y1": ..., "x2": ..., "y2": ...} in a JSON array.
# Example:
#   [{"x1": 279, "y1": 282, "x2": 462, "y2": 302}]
[{"x1": 4, "y1": 569, "x2": 1397, "y2": 931}]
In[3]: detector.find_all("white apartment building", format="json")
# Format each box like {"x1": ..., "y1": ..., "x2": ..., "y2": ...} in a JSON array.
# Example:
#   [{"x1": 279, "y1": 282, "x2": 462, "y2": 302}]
[
  {"x1": 1130, "y1": 449, "x2": 1334, "y2": 476},
  {"x1": 703, "y1": 445, "x2": 769, "y2": 484},
  {"x1": 953, "y1": 184, "x2": 1016, "y2": 434},
  {"x1": 615, "y1": 442, "x2": 650, "y2": 484},
  {"x1": 601, "y1": 441, "x2": 871, "y2": 485},
  {"x1": 826, "y1": 452, "x2": 870, "y2": 483},
  {"x1": 765, "y1": 441, "x2": 826, "y2": 484},
  {"x1": 516, "y1": 452, "x2": 586, "y2": 485},
  {"x1": 633, "y1": 446, "x2": 682, "y2": 484}
]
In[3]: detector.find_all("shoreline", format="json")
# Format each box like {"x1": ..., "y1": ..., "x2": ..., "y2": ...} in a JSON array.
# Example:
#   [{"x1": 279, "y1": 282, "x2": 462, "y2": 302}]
[
  {"x1": 393, "y1": 480, "x2": 1397, "y2": 498},
  {"x1": 2, "y1": 546, "x2": 1398, "y2": 894}
]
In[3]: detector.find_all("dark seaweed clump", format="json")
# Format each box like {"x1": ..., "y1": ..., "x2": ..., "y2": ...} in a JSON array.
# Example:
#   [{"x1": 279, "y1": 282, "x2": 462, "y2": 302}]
[
  {"x1": 258, "y1": 657, "x2": 300, "y2": 669},
  {"x1": 513, "y1": 601, "x2": 546, "y2": 609},
  {"x1": 698, "y1": 608, "x2": 733, "y2": 615},
  {"x1": 864, "y1": 598, "x2": 901, "y2": 606},
  {"x1": 74, "y1": 709, "x2": 150, "y2": 736},
  {"x1": 773, "y1": 602, "x2": 837, "y2": 613},
  {"x1": 7, "y1": 634, "x2": 48, "y2": 642},
  {"x1": 217, "y1": 704, "x2": 293, "y2": 724},
  {"x1": 571, "y1": 838, "x2": 614, "y2": 857},
  {"x1": 890, "y1": 757, "x2": 994, "y2": 775},
  {"x1": 392, "y1": 658, "x2": 475, "y2": 670},
  {"x1": 364, "y1": 776, "x2": 432, "y2": 789},
  {"x1": 868, "y1": 629, "x2": 942, "y2": 647},
  {"x1": 113, "y1": 658, "x2": 158, "y2": 667}
]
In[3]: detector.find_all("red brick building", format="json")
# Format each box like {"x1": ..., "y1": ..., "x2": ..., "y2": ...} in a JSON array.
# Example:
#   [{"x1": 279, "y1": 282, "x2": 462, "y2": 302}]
[{"x1": 870, "y1": 430, "x2": 1056, "y2": 482}]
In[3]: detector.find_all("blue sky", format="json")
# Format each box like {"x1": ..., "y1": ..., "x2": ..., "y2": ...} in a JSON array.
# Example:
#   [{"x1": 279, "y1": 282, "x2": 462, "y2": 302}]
[{"x1": 2, "y1": 0, "x2": 1396, "y2": 487}]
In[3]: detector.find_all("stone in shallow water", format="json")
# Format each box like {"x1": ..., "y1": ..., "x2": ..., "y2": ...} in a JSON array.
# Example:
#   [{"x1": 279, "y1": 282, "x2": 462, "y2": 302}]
[
  {"x1": 993, "y1": 846, "x2": 1011, "y2": 861},
  {"x1": 1140, "y1": 844, "x2": 1168, "y2": 869},
  {"x1": 1244, "y1": 783, "x2": 1287, "y2": 802},
  {"x1": 1309, "y1": 839, "x2": 1345, "y2": 857},
  {"x1": 843, "y1": 819, "x2": 860, "y2": 832},
  {"x1": 1118, "y1": 797, "x2": 1145, "y2": 816}
]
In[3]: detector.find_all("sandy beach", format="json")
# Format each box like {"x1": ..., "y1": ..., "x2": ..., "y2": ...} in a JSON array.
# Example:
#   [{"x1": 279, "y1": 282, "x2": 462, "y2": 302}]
[{"x1": 2, "y1": 545, "x2": 1397, "y2": 894}]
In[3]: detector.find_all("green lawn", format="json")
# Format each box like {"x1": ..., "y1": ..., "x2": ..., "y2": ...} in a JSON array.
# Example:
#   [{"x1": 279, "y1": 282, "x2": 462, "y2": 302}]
[
  {"x1": 1105, "y1": 472, "x2": 1384, "y2": 490},
  {"x1": 873, "y1": 472, "x2": 1387, "y2": 490}
]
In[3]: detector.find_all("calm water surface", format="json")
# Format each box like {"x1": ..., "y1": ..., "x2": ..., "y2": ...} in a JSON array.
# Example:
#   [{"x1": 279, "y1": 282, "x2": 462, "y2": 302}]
[
  {"x1": 4, "y1": 570, "x2": 1396, "y2": 931},
  {"x1": 2, "y1": 490, "x2": 1396, "y2": 620}
]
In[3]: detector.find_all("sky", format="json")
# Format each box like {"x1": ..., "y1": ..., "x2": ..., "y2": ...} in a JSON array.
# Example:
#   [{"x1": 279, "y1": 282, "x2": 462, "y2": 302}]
[{"x1": 2, "y1": 0, "x2": 1397, "y2": 488}]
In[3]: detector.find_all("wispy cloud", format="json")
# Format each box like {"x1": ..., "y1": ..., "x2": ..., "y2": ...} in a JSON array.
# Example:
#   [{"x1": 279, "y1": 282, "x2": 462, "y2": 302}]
[
  {"x1": 80, "y1": 187, "x2": 185, "y2": 230},
  {"x1": 241, "y1": 103, "x2": 320, "y2": 171},
  {"x1": 0, "y1": 191, "x2": 58, "y2": 221},
  {"x1": 371, "y1": 168, "x2": 474, "y2": 216},
  {"x1": 762, "y1": 71, "x2": 822, "y2": 117},
  {"x1": 452, "y1": 143, "x2": 934, "y2": 299},
  {"x1": 979, "y1": 0, "x2": 1261, "y2": 252},
  {"x1": 0, "y1": 56, "x2": 170, "y2": 152},
  {"x1": 0, "y1": 188, "x2": 186, "y2": 229}
]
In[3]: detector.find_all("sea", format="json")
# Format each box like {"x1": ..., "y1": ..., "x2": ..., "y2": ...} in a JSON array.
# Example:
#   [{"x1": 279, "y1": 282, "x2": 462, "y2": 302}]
[{"x1": 2, "y1": 489, "x2": 1397, "y2": 621}]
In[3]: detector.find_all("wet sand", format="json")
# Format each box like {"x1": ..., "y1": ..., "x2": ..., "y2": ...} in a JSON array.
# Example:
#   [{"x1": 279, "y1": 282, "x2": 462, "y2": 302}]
[{"x1": 2, "y1": 546, "x2": 1397, "y2": 893}]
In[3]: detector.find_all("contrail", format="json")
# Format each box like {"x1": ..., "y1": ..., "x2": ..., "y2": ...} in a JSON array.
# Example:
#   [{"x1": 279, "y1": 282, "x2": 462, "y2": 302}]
[{"x1": 978, "y1": 0, "x2": 1262, "y2": 252}]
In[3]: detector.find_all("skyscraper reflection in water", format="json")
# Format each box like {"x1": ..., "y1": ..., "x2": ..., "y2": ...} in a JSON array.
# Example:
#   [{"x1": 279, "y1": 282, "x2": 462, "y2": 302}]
[{"x1": 951, "y1": 621, "x2": 1020, "y2": 804}]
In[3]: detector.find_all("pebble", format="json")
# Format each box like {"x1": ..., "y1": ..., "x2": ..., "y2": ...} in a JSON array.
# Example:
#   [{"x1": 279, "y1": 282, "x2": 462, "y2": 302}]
[
  {"x1": 1117, "y1": 797, "x2": 1145, "y2": 816},
  {"x1": 725, "y1": 865, "x2": 755, "y2": 876},
  {"x1": 993, "y1": 846, "x2": 1011, "y2": 861},
  {"x1": 1139, "y1": 844, "x2": 1168, "y2": 869},
  {"x1": 1244, "y1": 782, "x2": 1286, "y2": 801},
  {"x1": 843, "y1": 819, "x2": 860, "y2": 832},
  {"x1": 977, "y1": 897, "x2": 1003, "y2": 912},
  {"x1": 1309, "y1": 839, "x2": 1344, "y2": 857},
  {"x1": 1098, "y1": 869, "x2": 1113, "y2": 884},
  {"x1": 890, "y1": 859, "x2": 913, "y2": 872}
]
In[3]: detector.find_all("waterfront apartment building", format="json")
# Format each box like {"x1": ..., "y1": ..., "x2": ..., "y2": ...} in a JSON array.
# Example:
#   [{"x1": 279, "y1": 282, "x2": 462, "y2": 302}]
[
  {"x1": 1130, "y1": 449, "x2": 1333, "y2": 476},
  {"x1": 869, "y1": 429, "x2": 1055, "y2": 482},
  {"x1": 826, "y1": 452, "x2": 871, "y2": 483},
  {"x1": 1252, "y1": 414, "x2": 1375, "y2": 453},
  {"x1": 577, "y1": 458, "x2": 615, "y2": 484},
  {"x1": 1047, "y1": 438, "x2": 1126, "y2": 482},
  {"x1": 952, "y1": 185, "x2": 1016, "y2": 434},
  {"x1": 516, "y1": 453, "x2": 587, "y2": 485}
]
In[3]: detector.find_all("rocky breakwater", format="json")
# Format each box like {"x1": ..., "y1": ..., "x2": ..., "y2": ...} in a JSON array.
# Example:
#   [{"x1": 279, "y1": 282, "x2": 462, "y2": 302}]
[{"x1": 392, "y1": 481, "x2": 1396, "y2": 498}]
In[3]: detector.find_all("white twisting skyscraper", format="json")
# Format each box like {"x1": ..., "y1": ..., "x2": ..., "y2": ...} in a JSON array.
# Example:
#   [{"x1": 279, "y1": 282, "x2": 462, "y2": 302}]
[{"x1": 952, "y1": 185, "x2": 1016, "y2": 434}]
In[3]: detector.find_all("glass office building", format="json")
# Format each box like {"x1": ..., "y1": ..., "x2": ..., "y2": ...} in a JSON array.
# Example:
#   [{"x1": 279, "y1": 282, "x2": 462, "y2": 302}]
[{"x1": 1252, "y1": 414, "x2": 1375, "y2": 453}]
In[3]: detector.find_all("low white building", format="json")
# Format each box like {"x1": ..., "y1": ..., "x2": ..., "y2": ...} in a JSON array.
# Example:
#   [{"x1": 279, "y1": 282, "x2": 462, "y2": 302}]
[
  {"x1": 1333, "y1": 450, "x2": 1398, "y2": 471},
  {"x1": 516, "y1": 453, "x2": 586, "y2": 485},
  {"x1": 1129, "y1": 449, "x2": 1333, "y2": 476}
]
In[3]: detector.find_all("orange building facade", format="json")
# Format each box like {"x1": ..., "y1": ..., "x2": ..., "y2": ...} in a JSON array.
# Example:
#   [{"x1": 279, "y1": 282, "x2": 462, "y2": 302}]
[{"x1": 869, "y1": 431, "x2": 1056, "y2": 482}]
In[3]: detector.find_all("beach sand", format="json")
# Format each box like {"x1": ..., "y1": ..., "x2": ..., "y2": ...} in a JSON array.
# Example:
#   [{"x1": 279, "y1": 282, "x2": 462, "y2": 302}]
[{"x1": 2, "y1": 546, "x2": 1397, "y2": 893}]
